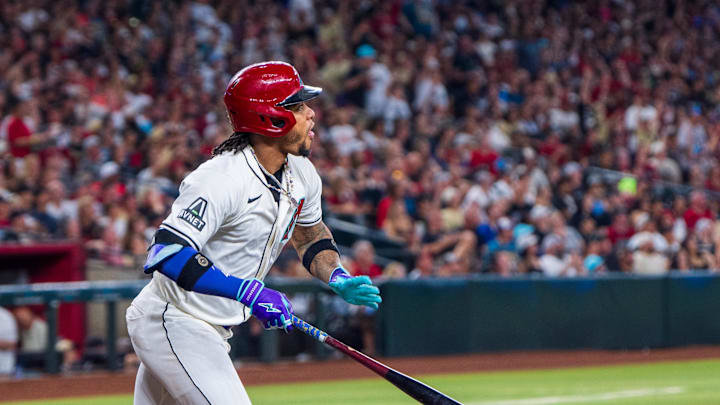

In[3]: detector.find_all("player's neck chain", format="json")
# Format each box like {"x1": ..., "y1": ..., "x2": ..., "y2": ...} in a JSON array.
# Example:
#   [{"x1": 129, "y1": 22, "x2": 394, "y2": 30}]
[{"x1": 248, "y1": 146, "x2": 298, "y2": 208}]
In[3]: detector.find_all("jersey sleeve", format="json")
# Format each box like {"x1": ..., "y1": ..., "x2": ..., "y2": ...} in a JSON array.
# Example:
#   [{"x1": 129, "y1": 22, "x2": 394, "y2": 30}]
[
  {"x1": 297, "y1": 161, "x2": 323, "y2": 226},
  {"x1": 159, "y1": 169, "x2": 238, "y2": 251}
]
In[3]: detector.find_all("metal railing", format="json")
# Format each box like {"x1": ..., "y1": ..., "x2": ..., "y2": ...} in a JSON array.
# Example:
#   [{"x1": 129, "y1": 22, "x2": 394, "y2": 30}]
[{"x1": 0, "y1": 279, "x2": 332, "y2": 374}]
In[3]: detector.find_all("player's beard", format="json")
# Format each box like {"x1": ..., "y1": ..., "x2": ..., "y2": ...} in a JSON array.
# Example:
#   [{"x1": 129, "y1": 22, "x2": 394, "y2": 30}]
[
  {"x1": 283, "y1": 127, "x2": 312, "y2": 157},
  {"x1": 299, "y1": 124, "x2": 314, "y2": 157},
  {"x1": 298, "y1": 139, "x2": 311, "y2": 157}
]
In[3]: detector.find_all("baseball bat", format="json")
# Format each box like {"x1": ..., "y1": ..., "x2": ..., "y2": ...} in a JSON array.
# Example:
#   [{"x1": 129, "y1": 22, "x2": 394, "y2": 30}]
[{"x1": 291, "y1": 315, "x2": 462, "y2": 405}]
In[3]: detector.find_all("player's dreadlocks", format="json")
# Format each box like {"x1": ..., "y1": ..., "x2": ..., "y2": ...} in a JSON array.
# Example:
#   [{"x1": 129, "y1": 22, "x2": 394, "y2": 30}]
[{"x1": 212, "y1": 132, "x2": 251, "y2": 156}]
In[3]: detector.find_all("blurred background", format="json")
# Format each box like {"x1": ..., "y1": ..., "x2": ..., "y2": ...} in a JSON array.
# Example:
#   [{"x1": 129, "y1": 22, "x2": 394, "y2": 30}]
[{"x1": 1, "y1": 0, "x2": 720, "y2": 403}]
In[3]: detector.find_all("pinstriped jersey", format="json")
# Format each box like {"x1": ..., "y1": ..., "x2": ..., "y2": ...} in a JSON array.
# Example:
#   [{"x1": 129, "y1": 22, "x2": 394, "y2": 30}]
[{"x1": 148, "y1": 146, "x2": 322, "y2": 326}]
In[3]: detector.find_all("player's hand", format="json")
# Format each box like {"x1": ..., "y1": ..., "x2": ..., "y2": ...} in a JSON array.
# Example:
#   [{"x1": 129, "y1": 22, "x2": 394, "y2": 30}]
[
  {"x1": 236, "y1": 279, "x2": 294, "y2": 332},
  {"x1": 328, "y1": 268, "x2": 382, "y2": 309}
]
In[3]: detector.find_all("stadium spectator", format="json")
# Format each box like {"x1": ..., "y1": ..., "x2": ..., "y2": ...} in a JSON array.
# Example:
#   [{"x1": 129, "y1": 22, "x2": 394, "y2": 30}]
[
  {"x1": 677, "y1": 235, "x2": 715, "y2": 271},
  {"x1": 631, "y1": 238, "x2": 670, "y2": 275},
  {"x1": 0, "y1": 306, "x2": 17, "y2": 376},
  {"x1": 4, "y1": 96, "x2": 48, "y2": 159},
  {"x1": 375, "y1": 179, "x2": 405, "y2": 229},
  {"x1": 381, "y1": 199, "x2": 415, "y2": 245},
  {"x1": 519, "y1": 241, "x2": 542, "y2": 274},
  {"x1": 1, "y1": 0, "x2": 720, "y2": 278},
  {"x1": 607, "y1": 213, "x2": 635, "y2": 245},
  {"x1": 483, "y1": 217, "x2": 517, "y2": 263},
  {"x1": 421, "y1": 209, "x2": 476, "y2": 274},
  {"x1": 684, "y1": 191, "x2": 713, "y2": 231},
  {"x1": 12, "y1": 306, "x2": 47, "y2": 353},
  {"x1": 494, "y1": 251, "x2": 520, "y2": 277},
  {"x1": 349, "y1": 240, "x2": 382, "y2": 279},
  {"x1": 408, "y1": 250, "x2": 434, "y2": 279},
  {"x1": 539, "y1": 235, "x2": 585, "y2": 277},
  {"x1": 381, "y1": 261, "x2": 407, "y2": 279}
]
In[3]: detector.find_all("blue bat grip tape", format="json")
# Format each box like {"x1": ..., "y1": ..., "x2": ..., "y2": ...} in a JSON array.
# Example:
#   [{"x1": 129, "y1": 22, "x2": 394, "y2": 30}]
[{"x1": 292, "y1": 316, "x2": 328, "y2": 342}]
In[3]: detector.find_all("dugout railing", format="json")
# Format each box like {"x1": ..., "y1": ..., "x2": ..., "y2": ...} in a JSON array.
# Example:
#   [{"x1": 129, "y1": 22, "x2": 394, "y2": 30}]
[{"x1": 0, "y1": 278, "x2": 332, "y2": 374}]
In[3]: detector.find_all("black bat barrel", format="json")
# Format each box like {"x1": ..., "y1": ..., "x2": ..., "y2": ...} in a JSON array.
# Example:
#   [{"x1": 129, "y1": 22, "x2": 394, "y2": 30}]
[{"x1": 385, "y1": 370, "x2": 463, "y2": 405}]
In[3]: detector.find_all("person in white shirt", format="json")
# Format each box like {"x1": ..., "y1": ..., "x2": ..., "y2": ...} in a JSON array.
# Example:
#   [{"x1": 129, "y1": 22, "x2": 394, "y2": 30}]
[
  {"x1": 539, "y1": 234, "x2": 583, "y2": 277},
  {"x1": 383, "y1": 84, "x2": 411, "y2": 134},
  {"x1": 0, "y1": 306, "x2": 18, "y2": 376},
  {"x1": 624, "y1": 94, "x2": 657, "y2": 131},
  {"x1": 13, "y1": 306, "x2": 47, "y2": 353},
  {"x1": 328, "y1": 108, "x2": 362, "y2": 156}
]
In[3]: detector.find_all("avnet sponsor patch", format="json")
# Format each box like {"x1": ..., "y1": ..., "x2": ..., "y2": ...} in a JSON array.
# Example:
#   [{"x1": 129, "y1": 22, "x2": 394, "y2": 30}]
[{"x1": 179, "y1": 197, "x2": 207, "y2": 231}]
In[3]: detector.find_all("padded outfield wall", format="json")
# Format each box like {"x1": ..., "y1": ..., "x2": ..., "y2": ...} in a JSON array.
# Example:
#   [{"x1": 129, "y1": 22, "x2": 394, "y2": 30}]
[
  {"x1": 2, "y1": 272, "x2": 719, "y2": 366},
  {"x1": 376, "y1": 273, "x2": 720, "y2": 356}
]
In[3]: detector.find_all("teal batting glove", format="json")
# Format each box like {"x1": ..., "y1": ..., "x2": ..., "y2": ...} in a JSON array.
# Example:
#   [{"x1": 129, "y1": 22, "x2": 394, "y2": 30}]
[{"x1": 328, "y1": 268, "x2": 382, "y2": 309}]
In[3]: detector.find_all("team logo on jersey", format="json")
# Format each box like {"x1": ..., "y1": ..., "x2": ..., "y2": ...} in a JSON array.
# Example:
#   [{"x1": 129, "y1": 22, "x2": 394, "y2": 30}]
[
  {"x1": 178, "y1": 197, "x2": 207, "y2": 231},
  {"x1": 281, "y1": 198, "x2": 305, "y2": 241}
]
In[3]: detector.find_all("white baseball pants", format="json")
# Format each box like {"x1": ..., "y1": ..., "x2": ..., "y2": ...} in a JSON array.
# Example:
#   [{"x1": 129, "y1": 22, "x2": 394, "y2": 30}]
[{"x1": 126, "y1": 287, "x2": 251, "y2": 405}]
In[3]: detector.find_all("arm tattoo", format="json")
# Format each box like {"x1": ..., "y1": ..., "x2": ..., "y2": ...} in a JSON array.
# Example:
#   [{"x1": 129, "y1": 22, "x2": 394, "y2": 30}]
[{"x1": 291, "y1": 222, "x2": 341, "y2": 283}]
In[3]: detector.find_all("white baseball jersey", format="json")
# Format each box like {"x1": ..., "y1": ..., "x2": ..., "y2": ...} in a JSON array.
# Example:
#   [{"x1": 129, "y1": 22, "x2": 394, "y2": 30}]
[{"x1": 148, "y1": 146, "x2": 322, "y2": 326}]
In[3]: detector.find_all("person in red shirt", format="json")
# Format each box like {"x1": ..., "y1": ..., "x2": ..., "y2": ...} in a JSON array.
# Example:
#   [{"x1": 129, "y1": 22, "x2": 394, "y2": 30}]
[
  {"x1": 349, "y1": 240, "x2": 383, "y2": 279},
  {"x1": 469, "y1": 135, "x2": 500, "y2": 173},
  {"x1": 4, "y1": 97, "x2": 46, "y2": 159},
  {"x1": 607, "y1": 212, "x2": 635, "y2": 245},
  {"x1": 375, "y1": 178, "x2": 405, "y2": 228},
  {"x1": 683, "y1": 190, "x2": 713, "y2": 231},
  {"x1": 0, "y1": 197, "x2": 10, "y2": 228}
]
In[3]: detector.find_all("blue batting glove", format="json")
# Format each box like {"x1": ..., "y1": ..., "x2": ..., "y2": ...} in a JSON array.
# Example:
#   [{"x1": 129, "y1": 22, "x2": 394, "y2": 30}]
[
  {"x1": 328, "y1": 268, "x2": 382, "y2": 309},
  {"x1": 237, "y1": 279, "x2": 294, "y2": 332}
]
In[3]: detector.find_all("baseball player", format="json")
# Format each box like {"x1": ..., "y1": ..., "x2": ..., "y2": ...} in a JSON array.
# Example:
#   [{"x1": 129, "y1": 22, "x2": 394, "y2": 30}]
[{"x1": 126, "y1": 61, "x2": 382, "y2": 405}]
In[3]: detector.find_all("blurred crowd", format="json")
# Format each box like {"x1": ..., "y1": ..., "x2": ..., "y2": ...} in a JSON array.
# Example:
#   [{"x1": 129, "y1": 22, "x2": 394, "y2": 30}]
[{"x1": 2, "y1": 0, "x2": 720, "y2": 278}]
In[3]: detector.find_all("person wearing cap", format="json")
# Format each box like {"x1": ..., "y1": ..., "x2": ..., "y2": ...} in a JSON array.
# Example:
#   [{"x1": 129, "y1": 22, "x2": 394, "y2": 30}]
[
  {"x1": 483, "y1": 217, "x2": 518, "y2": 266},
  {"x1": 539, "y1": 234, "x2": 584, "y2": 277},
  {"x1": 341, "y1": 44, "x2": 377, "y2": 108},
  {"x1": 125, "y1": 62, "x2": 380, "y2": 405},
  {"x1": 583, "y1": 254, "x2": 606, "y2": 274}
]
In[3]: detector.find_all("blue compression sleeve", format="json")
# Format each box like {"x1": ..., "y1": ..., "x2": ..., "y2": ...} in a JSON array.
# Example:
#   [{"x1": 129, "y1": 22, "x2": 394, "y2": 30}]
[
  {"x1": 146, "y1": 244, "x2": 247, "y2": 300},
  {"x1": 190, "y1": 265, "x2": 246, "y2": 299}
]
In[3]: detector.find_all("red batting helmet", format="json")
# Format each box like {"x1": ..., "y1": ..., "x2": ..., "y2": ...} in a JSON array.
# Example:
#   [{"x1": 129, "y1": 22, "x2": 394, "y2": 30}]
[{"x1": 223, "y1": 61, "x2": 322, "y2": 137}]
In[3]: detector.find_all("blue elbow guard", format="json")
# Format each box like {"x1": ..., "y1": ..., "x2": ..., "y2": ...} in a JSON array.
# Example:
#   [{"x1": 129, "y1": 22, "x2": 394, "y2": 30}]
[
  {"x1": 144, "y1": 243, "x2": 245, "y2": 300},
  {"x1": 144, "y1": 244, "x2": 183, "y2": 273}
]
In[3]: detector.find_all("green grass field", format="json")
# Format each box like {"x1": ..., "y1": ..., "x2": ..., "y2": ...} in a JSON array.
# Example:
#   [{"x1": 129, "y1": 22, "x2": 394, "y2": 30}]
[{"x1": 6, "y1": 358, "x2": 720, "y2": 405}]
